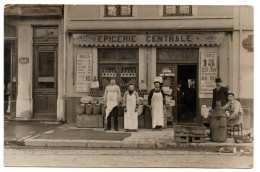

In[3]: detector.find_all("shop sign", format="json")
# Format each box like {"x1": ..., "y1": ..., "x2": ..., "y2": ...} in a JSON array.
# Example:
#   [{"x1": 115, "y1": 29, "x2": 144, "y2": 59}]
[
  {"x1": 76, "y1": 53, "x2": 92, "y2": 92},
  {"x1": 200, "y1": 53, "x2": 218, "y2": 94},
  {"x1": 242, "y1": 35, "x2": 253, "y2": 52},
  {"x1": 5, "y1": 6, "x2": 62, "y2": 17},
  {"x1": 19, "y1": 57, "x2": 29, "y2": 64},
  {"x1": 73, "y1": 33, "x2": 225, "y2": 47}
]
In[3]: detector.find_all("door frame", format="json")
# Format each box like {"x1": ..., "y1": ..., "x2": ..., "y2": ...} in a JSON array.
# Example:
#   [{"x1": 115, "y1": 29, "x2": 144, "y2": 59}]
[{"x1": 32, "y1": 44, "x2": 58, "y2": 118}]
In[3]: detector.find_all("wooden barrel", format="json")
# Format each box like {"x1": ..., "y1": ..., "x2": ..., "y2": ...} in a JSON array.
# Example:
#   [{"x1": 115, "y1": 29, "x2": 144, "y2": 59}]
[
  {"x1": 93, "y1": 104, "x2": 101, "y2": 115},
  {"x1": 86, "y1": 104, "x2": 93, "y2": 115},
  {"x1": 76, "y1": 104, "x2": 85, "y2": 115}
]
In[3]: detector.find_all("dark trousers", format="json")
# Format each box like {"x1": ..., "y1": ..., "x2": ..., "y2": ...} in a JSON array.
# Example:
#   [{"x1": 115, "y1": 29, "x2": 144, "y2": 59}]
[{"x1": 106, "y1": 106, "x2": 118, "y2": 130}]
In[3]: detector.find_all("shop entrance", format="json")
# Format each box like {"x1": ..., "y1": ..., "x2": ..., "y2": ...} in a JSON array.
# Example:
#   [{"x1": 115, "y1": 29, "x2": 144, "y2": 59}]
[
  {"x1": 177, "y1": 65, "x2": 197, "y2": 123},
  {"x1": 33, "y1": 45, "x2": 57, "y2": 119},
  {"x1": 157, "y1": 48, "x2": 199, "y2": 124}
]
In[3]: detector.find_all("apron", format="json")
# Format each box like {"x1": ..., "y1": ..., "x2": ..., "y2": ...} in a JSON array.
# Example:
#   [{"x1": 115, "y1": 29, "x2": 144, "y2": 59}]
[
  {"x1": 124, "y1": 93, "x2": 138, "y2": 130},
  {"x1": 151, "y1": 91, "x2": 164, "y2": 128},
  {"x1": 105, "y1": 91, "x2": 118, "y2": 119}
]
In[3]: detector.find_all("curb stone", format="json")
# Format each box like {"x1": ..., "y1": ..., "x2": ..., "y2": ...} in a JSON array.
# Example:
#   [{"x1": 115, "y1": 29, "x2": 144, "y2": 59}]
[{"x1": 21, "y1": 137, "x2": 254, "y2": 151}]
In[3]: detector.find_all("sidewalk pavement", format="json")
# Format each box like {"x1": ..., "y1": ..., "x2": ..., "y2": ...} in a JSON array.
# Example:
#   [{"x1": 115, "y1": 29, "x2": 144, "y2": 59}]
[
  {"x1": 4, "y1": 122, "x2": 252, "y2": 152},
  {"x1": 4, "y1": 121, "x2": 60, "y2": 145}
]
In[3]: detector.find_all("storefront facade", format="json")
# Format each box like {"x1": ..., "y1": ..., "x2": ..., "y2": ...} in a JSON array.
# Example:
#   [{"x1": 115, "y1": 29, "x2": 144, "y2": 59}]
[
  {"x1": 4, "y1": 5, "x2": 253, "y2": 127},
  {"x1": 65, "y1": 5, "x2": 253, "y2": 125}
]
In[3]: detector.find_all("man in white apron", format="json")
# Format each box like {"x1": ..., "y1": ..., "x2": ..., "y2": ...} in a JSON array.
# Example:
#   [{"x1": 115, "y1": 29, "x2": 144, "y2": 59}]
[
  {"x1": 148, "y1": 81, "x2": 166, "y2": 131},
  {"x1": 104, "y1": 78, "x2": 121, "y2": 131},
  {"x1": 122, "y1": 84, "x2": 139, "y2": 132}
]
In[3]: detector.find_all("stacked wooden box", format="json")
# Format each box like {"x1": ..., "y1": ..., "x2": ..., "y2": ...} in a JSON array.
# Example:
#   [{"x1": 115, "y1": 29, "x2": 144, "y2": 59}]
[
  {"x1": 76, "y1": 96, "x2": 105, "y2": 128},
  {"x1": 173, "y1": 123, "x2": 208, "y2": 143},
  {"x1": 77, "y1": 114, "x2": 104, "y2": 128}
]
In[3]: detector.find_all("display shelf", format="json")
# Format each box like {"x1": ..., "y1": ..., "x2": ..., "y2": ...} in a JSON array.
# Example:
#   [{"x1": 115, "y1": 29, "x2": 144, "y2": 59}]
[{"x1": 100, "y1": 76, "x2": 117, "y2": 78}]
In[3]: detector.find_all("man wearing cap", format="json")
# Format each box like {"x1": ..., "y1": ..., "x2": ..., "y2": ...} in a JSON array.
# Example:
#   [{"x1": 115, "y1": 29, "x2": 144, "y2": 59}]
[
  {"x1": 148, "y1": 81, "x2": 166, "y2": 131},
  {"x1": 223, "y1": 93, "x2": 243, "y2": 127},
  {"x1": 212, "y1": 78, "x2": 229, "y2": 109}
]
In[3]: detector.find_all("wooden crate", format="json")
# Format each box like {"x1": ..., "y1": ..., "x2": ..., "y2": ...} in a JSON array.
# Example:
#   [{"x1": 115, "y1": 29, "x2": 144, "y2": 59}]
[
  {"x1": 144, "y1": 106, "x2": 152, "y2": 129},
  {"x1": 111, "y1": 116, "x2": 124, "y2": 129},
  {"x1": 174, "y1": 133, "x2": 207, "y2": 143},
  {"x1": 173, "y1": 123, "x2": 206, "y2": 135},
  {"x1": 77, "y1": 114, "x2": 103, "y2": 128},
  {"x1": 138, "y1": 115, "x2": 145, "y2": 129}
]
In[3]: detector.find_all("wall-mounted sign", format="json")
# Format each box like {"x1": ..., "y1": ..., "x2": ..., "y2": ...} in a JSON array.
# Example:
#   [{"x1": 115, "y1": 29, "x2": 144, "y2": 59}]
[
  {"x1": 200, "y1": 53, "x2": 218, "y2": 94},
  {"x1": 19, "y1": 57, "x2": 29, "y2": 64},
  {"x1": 73, "y1": 33, "x2": 225, "y2": 47},
  {"x1": 76, "y1": 53, "x2": 93, "y2": 92},
  {"x1": 5, "y1": 6, "x2": 62, "y2": 17},
  {"x1": 242, "y1": 35, "x2": 253, "y2": 52}
]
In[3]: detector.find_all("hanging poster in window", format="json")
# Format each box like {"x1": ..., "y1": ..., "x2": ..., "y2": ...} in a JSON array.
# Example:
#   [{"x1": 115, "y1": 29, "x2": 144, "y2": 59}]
[
  {"x1": 76, "y1": 53, "x2": 92, "y2": 92},
  {"x1": 200, "y1": 53, "x2": 218, "y2": 94}
]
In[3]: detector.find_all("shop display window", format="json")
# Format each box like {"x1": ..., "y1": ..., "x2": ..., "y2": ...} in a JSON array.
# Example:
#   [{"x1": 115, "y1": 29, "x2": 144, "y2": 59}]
[{"x1": 98, "y1": 48, "x2": 138, "y2": 96}]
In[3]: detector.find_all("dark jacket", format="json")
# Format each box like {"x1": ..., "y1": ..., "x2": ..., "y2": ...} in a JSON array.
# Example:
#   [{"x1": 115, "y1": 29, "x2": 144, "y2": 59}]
[
  {"x1": 148, "y1": 88, "x2": 166, "y2": 105},
  {"x1": 212, "y1": 86, "x2": 228, "y2": 109}
]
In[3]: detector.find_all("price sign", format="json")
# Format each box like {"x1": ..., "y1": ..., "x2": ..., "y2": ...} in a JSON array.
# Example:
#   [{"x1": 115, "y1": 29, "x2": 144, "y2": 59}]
[
  {"x1": 76, "y1": 53, "x2": 92, "y2": 92},
  {"x1": 200, "y1": 53, "x2": 218, "y2": 94}
]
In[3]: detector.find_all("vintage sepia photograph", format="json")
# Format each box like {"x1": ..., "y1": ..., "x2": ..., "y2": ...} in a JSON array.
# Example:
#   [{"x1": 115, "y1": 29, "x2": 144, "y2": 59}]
[{"x1": 3, "y1": 3, "x2": 254, "y2": 168}]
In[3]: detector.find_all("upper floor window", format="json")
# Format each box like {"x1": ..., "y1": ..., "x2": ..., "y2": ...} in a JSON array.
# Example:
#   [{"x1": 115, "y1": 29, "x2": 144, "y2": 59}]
[
  {"x1": 163, "y1": 5, "x2": 192, "y2": 16},
  {"x1": 105, "y1": 5, "x2": 132, "y2": 17}
]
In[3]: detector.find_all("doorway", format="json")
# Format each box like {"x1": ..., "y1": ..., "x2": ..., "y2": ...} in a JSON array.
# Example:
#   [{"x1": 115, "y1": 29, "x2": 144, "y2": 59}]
[
  {"x1": 177, "y1": 65, "x2": 197, "y2": 123},
  {"x1": 4, "y1": 40, "x2": 17, "y2": 118},
  {"x1": 33, "y1": 45, "x2": 57, "y2": 119},
  {"x1": 4, "y1": 43, "x2": 11, "y2": 115}
]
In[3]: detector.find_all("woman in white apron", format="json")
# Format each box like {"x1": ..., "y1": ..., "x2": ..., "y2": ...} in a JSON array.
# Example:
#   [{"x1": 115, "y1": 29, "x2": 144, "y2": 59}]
[
  {"x1": 148, "y1": 81, "x2": 166, "y2": 131},
  {"x1": 123, "y1": 84, "x2": 139, "y2": 132},
  {"x1": 103, "y1": 79, "x2": 121, "y2": 131}
]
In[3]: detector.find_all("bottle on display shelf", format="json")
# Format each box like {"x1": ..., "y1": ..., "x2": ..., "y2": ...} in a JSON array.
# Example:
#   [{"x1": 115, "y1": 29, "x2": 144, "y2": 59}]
[
  {"x1": 113, "y1": 70, "x2": 116, "y2": 77},
  {"x1": 129, "y1": 70, "x2": 132, "y2": 76},
  {"x1": 133, "y1": 69, "x2": 136, "y2": 77},
  {"x1": 126, "y1": 70, "x2": 128, "y2": 77},
  {"x1": 106, "y1": 70, "x2": 108, "y2": 76}
]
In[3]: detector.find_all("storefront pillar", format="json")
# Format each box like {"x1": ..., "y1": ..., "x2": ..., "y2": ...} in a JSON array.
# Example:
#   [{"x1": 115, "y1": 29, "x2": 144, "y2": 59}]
[
  {"x1": 147, "y1": 47, "x2": 157, "y2": 91},
  {"x1": 92, "y1": 47, "x2": 98, "y2": 80},
  {"x1": 16, "y1": 24, "x2": 33, "y2": 119},
  {"x1": 138, "y1": 47, "x2": 147, "y2": 87},
  {"x1": 57, "y1": 21, "x2": 65, "y2": 122}
]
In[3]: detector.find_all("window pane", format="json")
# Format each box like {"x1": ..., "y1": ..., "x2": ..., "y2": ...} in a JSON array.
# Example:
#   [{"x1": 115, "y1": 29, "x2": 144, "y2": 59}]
[
  {"x1": 99, "y1": 52, "x2": 116, "y2": 61},
  {"x1": 107, "y1": 5, "x2": 117, "y2": 16},
  {"x1": 179, "y1": 5, "x2": 191, "y2": 15},
  {"x1": 120, "y1": 5, "x2": 131, "y2": 16},
  {"x1": 34, "y1": 28, "x2": 46, "y2": 37},
  {"x1": 118, "y1": 52, "x2": 137, "y2": 60},
  {"x1": 47, "y1": 28, "x2": 58, "y2": 37},
  {"x1": 38, "y1": 82, "x2": 54, "y2": 88},
  {"x1": 165, "y1": 5, "x2": 177, "y2": 15},
  {"x1": 38, "y1": 52, "x2": 54, "y2": 77}
]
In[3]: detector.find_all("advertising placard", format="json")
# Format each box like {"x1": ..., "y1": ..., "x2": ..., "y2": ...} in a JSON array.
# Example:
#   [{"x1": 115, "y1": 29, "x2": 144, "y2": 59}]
[{"x1": 200, "y1": 53, "x2": 218, "y2": 94}]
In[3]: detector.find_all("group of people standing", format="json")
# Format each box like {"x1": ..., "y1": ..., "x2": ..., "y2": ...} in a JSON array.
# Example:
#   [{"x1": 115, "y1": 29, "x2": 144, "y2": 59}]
[
  {"x1": 103, "y1": 77, "x2": 244, "y2": 132},
  {"x1": 103, "y1": 78, "x2": 165, "y2": 132}
]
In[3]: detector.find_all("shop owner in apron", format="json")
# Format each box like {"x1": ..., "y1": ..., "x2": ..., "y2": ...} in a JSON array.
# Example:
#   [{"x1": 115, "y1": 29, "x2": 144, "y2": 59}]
[
  {"x1": 103, "y1": 78, "x2": 121, "y2": 131},
  {"x1": 123, "y1": 84, "x2": 139, "y2": 132},
  {"x1": 148, "y1": 81, "x2": 166, "y2": 131}
]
